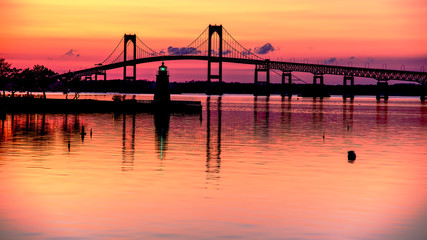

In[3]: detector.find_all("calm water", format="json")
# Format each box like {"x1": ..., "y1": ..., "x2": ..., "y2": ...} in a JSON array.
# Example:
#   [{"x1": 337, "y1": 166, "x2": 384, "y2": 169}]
[{"x1": 0, "y1": 94, "x2": 426, "y2": 240}]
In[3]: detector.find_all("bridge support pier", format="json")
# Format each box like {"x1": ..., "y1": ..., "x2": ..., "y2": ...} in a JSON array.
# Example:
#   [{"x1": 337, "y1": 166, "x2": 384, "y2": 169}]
[
  {"x1": 95, "y1": 70, "x2": 106, "y2": 81},
  {"x1": 313, "y1": 75, "x2": 324, "y2": 85},
  {"x1": 420, "y1": 85, "x2": 426, "y2": 102},
  {"x1": 254, "y1": 61, "x2": 270, "y2": 96},
  {"x1": 309, "y1": 75, "x2": 328, "y2": 98},
  {"x1": 123, "y1": 34, "x2": 137, "y2": 82},
  {"x1": 343, "y1": 75, "x2": 355, "y2": 101},
  {"x1": 376, "y1": 80, "x2": 389, "y2": 101},
  {"x1": 281, "y1": 72, "x2": 292, "y2": 98}
]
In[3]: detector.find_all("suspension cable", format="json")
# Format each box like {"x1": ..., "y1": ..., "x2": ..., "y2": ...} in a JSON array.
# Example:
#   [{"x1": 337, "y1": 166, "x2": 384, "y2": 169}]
[
  {"x1": 101, "y1": 36, "x2": 125, "y2": 64},
  {"x1": 223, "y1": 27, "x2": 264, "y2": 60},
  {"x1": 184, "y1": 26, "x2": 209, "y2": 49},
  {"x1": 136, "y1": 36, "x2": 158, "y2": 55}
]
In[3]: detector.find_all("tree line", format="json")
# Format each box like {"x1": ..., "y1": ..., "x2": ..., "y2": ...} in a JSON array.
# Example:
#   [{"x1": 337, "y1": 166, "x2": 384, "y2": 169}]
[{"x1": 0, "y1": 58, "x2": 57, "y2": 99}]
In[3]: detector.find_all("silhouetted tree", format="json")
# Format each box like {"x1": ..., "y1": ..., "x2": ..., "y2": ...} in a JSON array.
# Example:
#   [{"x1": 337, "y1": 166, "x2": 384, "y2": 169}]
[
  {"x1": 1, "y1": 59, "x2": 57, "y2": 98},
  {"x1": 31, "y1": 65, "x2": 57, "y2": 99},
  {"x1": 20, "y1": 68, "x2": 36, "y2": 95},
  {"x1": 0, "y1": 58, "x2": 13, "y2": 96},
  {"x1": 8, "y1": 67, "x2": 22, "y2": 97}
]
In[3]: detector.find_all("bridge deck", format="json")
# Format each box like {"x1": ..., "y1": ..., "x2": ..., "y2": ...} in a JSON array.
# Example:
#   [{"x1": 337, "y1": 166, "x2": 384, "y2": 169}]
[{"x1": 55, "y1": 56, "x2": 427, "y2": 84}]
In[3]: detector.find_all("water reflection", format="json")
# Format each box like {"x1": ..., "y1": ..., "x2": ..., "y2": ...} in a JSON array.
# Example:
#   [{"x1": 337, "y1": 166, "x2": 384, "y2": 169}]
[
  {"x1": 376, "y1": 102, "x2": 388, "y2": 125},
  {"x1": 342, "y1": 100, "x2": 354, "y2": 130},
  {"x1": 312, "y1": 98, "x2": 324, "y2": 124},
  {"x1": 62, "y1": 113, "x2": 85, "y2": 152},
  {"x1": 281, "y1": 96, "x2": 292, "y2": 132},
  {"x1": 122, "y1": 113, "x2": 136, "y2": 171},
  {"x1": 206, "y1": 96, "x2": 222, "y2": 184},
  {"x1": 155, "y1": 111, "x2": 170, "y2": 166},
  {"x1": 253, "y1": 96, "x2": 270, "y2": 138},
  {"x1": 422, "y1": 103, "x2": 427, "y2": 126},
  {"x1": 0, "y1": 113, "x2": 89, "y2": 164}
]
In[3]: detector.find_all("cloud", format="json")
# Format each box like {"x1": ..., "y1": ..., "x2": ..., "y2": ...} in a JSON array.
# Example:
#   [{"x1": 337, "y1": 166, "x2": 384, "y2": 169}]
[
  {"x1": 242, "y1": 49, "x2": 253, "y2": 56},
  {"x1": 64, "y1": 49, "x2": 79, "y2": 57},
  {"x1": 254, "y1": 43, "x2": 275, "y2": 55},
  {"x1": 222, "y1": 50, "x2": 232, "y2": 56},
  {"x1": 167, "y1": 46, "x2": 200, "y2": 55},
  {"x1": 323, "y1": 57, "x2": 336, "y2": 64}
]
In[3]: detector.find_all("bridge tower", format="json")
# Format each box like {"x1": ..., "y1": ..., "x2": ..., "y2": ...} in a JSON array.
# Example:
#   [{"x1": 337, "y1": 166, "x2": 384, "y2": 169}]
[
  {"x1": 123, "y1": 34, "x2": 137, "y2": 82},
  {"x1": 207, "y1": 25, "x2": 223, "y2": 95}
]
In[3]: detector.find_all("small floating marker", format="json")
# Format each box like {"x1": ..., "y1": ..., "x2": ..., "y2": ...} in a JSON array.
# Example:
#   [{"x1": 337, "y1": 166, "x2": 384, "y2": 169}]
[
  {"x1": 90, "y1": 128, "x2": 93, "y2": 137},
  {"x1": 68, "y1": 140, "x2": 71, "y2": 152},
  {"x1": 348, "y1": 150, "x2": 356, "y2": 163},
  {"x1": 81, "y1": 125, "x2": 86, "y2": 141}
]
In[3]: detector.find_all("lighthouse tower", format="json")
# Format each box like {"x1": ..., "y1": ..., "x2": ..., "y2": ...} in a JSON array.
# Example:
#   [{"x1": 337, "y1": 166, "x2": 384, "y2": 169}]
[{"x1": 154, "y1": 62, "x2": 170, "y2": 105}]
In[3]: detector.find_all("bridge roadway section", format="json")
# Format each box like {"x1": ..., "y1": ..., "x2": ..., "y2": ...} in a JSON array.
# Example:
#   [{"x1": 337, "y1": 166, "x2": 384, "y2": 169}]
[{"x1": 57, "y1": 56, "x2": 427, "y2": 84}]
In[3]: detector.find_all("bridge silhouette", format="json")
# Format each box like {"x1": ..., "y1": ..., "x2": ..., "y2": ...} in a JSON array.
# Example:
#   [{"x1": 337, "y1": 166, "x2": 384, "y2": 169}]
[{"x1": 55, "y1": 25, "x2": 427, "y2": 100}]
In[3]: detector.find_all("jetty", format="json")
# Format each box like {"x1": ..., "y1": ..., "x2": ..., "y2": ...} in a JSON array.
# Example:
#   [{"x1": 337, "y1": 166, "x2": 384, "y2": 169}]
[
  {"x1": 0, "y1": 62, "x2": 201, "y2": 114},
  {"x1": 0, "y1": 97, "x2": 201, "y2": 113}
]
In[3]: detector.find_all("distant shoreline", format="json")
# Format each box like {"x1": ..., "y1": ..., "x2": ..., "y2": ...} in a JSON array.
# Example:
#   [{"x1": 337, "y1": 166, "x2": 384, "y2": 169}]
[{"x1": 6, "y1": 80, "x2": 424, "y2": 97}]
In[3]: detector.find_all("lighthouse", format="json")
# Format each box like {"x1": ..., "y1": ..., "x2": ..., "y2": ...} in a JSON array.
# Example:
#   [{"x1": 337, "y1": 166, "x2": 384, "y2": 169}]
[{"x1": 154, "y1": 62, "x2": 170, "y2": 105}]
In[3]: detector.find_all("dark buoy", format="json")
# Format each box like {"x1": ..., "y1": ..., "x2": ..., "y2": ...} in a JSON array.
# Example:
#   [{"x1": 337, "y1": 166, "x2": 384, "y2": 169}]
[
  {"x1": 81, "y1": 125, "x2": 86, "y2": 141},
  {"x1": 90, "y1": 128, "x2": 93, "y2": 137},
  {"x1": 68, "y1": 140, "x2": 71, "y2": 152},
  {"x1": 348, "y1": 150, "x2": 356, "y2": 162}
]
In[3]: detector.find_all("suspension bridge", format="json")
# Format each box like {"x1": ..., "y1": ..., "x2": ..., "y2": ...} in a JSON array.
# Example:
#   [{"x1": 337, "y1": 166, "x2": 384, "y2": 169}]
[{"x1": 55, "y1": 25, "x2": 427, "y2": 100}]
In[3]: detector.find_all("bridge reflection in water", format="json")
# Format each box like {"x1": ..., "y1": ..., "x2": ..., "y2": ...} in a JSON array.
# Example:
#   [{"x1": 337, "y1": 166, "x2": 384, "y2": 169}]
[{"x1": 205, "y1": 96, "x2": 222, "y2": 185}]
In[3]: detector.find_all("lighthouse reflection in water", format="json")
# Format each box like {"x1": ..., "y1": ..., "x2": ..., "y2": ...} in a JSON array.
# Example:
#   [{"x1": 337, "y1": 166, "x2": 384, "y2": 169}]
[{"x1": 0, "y1": 95, "x2": 426, "y2": 240}]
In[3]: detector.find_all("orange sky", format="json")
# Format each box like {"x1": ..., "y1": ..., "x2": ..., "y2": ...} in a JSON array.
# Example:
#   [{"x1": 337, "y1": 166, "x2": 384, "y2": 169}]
[{"x1": 1, "y1": 0, "x2": 426, "y2": 80}]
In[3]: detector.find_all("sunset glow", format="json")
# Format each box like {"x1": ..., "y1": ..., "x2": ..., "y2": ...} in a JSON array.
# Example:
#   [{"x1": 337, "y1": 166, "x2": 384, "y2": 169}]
[
  {"x1": 1, "y1": 0, "x2": 426, "y2": 80},
  {"x1": 0, "y1": 0, "x2": 427, "y2": 77}
]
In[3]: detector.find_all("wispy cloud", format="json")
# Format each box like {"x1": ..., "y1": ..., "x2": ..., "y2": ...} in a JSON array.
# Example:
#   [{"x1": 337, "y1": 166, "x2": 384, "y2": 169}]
[
  {"x1": 167, "y1": 46, "x2": 200, "y2": 55},
  {"x1": 323, "y1": 57, "x2": 336, "y2": 64},
  {"x1": 222, "y1": 50, "x2": 232, "y2": 55},
  {"x1": 254, "y1": 43, "x2": 275, "y2": 55},
  {"x1": 64, "y1": 49, "x2": 80, "y2": 57}
]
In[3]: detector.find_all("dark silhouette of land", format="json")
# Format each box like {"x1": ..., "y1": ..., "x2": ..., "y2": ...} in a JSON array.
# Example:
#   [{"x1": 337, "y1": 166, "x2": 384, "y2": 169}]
[{"x1": 55, "y1": 79, "x2": 424, "y2": 97}]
